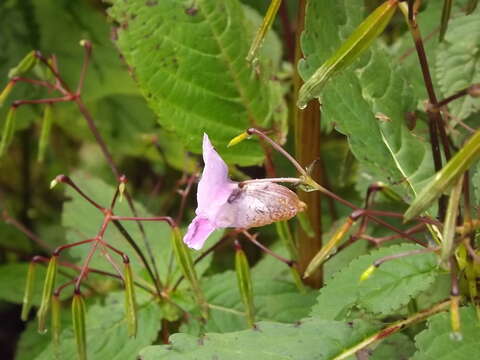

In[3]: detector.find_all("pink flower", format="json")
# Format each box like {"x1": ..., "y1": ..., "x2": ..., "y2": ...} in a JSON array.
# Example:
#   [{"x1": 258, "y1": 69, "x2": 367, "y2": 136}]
[{"x1": 183, "y1": 134, "x2": 306, "y2": 250}]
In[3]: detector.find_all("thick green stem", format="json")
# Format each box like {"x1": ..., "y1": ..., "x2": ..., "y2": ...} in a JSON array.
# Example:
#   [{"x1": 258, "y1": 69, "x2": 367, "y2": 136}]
[{"x1": 293, "y1": 0, "x2": 323, "y2": 288}]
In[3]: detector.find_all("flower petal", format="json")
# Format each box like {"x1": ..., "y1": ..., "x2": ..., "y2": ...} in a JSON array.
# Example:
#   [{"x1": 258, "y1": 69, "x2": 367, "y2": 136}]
[
  {"x1": 197, "y1": 134, "x2": 237, "y2": 218},
  {"x1": 183, "y1": 216, "x2": 217, "y2": 250}
]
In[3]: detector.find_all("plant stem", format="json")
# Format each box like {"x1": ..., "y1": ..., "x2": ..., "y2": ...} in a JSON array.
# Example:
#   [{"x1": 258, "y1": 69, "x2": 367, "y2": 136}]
[
  {"x1": 400, "y1": 3, "x2": 451, "y2": 220},
  {"x1": 293, "y1": 0, "x2": 323, "y2": 288},
  {"x1": 333, "y1": 299, "x2": 451, "y2": 360}
]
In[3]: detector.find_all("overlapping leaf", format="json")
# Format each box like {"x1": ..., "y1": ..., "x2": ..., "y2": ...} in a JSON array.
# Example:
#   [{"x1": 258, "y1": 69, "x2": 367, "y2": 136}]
[
  {"x1": 34, "y1": 292, "x2": 161, "y2": 360},
  {"x1": 181, "y1": 271, "x2": 316, "y2": 334},
  {"x1": 140, "y1": 318, "x2": 377, "y2": 360},
  {"x1": 299, "y1": 0, "x2": 434, "y2": 200},
  {"x1": 311, "y1": 244, "x2": 439, "y2": 319},
  {"x1": 108, "y1": 0, "x2": 286, "y2": 165},
  {"x1": 412, "y1": 306, "x2": 480, "y2": 360},
  {"x1": 436, "y1": 11, "x2": 480, "y2": 123}
]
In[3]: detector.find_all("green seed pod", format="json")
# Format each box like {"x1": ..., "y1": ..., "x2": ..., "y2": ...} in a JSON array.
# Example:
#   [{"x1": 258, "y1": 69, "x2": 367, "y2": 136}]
[
  {"x1": 37, "y1": 104, "x2": 53, "y2": 163},
  {"x1": 124, "y1": 262, "x2": 137, "y2": 338},
  {"x1": 21, "y1": 261, "x2": 37, "y2": 321},
  {"x1": 246, "y1": 0, "x2": 281, "y2": 64},
  {"x1": 235, "y1": 243, "x2": 255, "y2": 327},
  {"x1": 275, "y1": 221, "x2": 298, "y2": 260},
  {"x1": 0, "y1": 107, "x2": 17, "y2": 158},
  {"x1": 72, "y1": 293, "x2": 87, "y2": 360},
  {"x1": 0, "y1": 81, "x2": 14, "y2": 107},
  {"x1": 37, "y1": 256, "x2": 58, "y2": 334},
  {"x1": 8, "y1": 50, "x2": 37, "y2": 78},
  {"x1": 171, "y1": 226, "x2": 208, "y2": 318},
  {"x1": 51, "y1": 295, "x2": 61, "y2": 346}
]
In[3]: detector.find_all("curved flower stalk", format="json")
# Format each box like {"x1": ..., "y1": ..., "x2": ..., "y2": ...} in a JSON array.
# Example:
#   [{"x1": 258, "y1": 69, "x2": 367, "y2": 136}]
[{"x1": 183, "y1": 134, "x2": 306, "y2": 250}]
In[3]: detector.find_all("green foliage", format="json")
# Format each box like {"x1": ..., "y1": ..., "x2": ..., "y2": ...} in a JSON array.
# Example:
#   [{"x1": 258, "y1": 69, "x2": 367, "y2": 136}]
[
  {"x1": 299, "y1": 0, "x2": 434, "y2": 200},
  {"x1": 140, "y1": 317, "x2": 378, "y2": 360},
  {"x1": 182, "y1": 271, "x2": 316, "y2": 334},
  {"x1": 1, "y1": 0, "x2": 479, "y2": 358},
  {"x1": 60, "y1": 172, "x2": 214, "y2": 282},
  {"x1": 108, "y1": 0, "x2": 286, "y2": 165},
  {"x1": 311, "y1": 244, "x2": 439, "y2": 319},
  {"x1": 370, "y1": 333, "x2": 416, "y2": 360},
  {"x1": 34, "y1": 292, "x2": 162, "y2": 360},
  {"x1": 298, "y1": 0, "x2": 398, "y2": 108},
  {"x1": 436, "y1": 11, "x2": 480, "y2": 122},
  {"x1": 412, "y1": 306, "x2": 480, "y2": 359},
  {"x1": 404, "y1": 129, "x2": 480, "y2": 221},
  {"x1": 0, "y1": 263, "x2": 68, "y2": 306}
]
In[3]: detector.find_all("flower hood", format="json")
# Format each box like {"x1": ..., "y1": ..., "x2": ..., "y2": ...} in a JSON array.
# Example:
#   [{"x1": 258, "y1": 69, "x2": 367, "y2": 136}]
[{"x1": 183, "y1": 134, "x2": 305, "y2": 250}]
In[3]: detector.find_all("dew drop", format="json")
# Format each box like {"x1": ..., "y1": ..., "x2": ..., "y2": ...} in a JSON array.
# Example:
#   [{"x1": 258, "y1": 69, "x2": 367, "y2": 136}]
[{"x1": 297, "y1": 101, "x2": 307, "y2": 110}]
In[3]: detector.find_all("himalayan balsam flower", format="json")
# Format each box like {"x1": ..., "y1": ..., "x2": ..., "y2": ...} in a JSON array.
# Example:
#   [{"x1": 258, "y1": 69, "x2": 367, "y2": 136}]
[{"x1": 183, "y1": 134, "x2": 306, "y2": 250}]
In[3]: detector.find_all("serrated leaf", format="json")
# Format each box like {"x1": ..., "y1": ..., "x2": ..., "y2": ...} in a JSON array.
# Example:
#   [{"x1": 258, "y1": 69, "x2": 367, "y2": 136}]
[
  {"x1": 299, "y1": 0, "x2": 434, "y2": 200},
  {"x1": 140, "y1": 318, "x2": 378, "y2": 360},
  {"x1": 412, "y1": 306, "x2": 480, "y2": 360},
  {"x1": 34, "y1": 292, "x2": 161, "y2": 360},
  {"x1": 181, "y1": 271, "x2": 316, "y2": 334},
  {"x1": 298, "y1": 0, "x2": 398, "y2": 108},
  {"x1": 108, "y1": 0, "x2": 286, "y2": 165},
  {"x1": 311, "y1": 244, "x2": 438, "y2": 319},
  {"x1": 436, "y1": 11, "x2": 480, "y2": 122},
  {"x1": 34, "y1": 0, "x2": 140, "y2": 102}
]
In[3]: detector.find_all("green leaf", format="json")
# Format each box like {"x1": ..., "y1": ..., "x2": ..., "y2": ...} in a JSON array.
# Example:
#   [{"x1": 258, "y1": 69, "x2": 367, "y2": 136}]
[
  {"x1": 181, "y1": 271, "x2": 316, "y2": 334},
  {"x1": 412, "y1": 306, "x2": 480, "y2": 360},
  {"x1": 140, "y1": 318, "x2": 377, "y2": 360},
  {"x1": 436, "y1": 11, "x2": 480, "y2": 122},
  {"x1": 108, "y1": 0, "x2": 286, "y2": 165},
  {"x1": 0, "y1": 263, "x2": 68, "y2": 306},
  {"x1": 370, "y1": 333, "x2": 416, "y2": 360},
  {"x1": 34, "y1": 0, "x2": 141, "y2": 102},
  {"x1": 298, "y1": 0, "x2": 398, "y2": 108},
  {"x1": 311, "y1": 244, "x2": 438, "y2": 319},
  {"x1": 34, "y1": 292, "x2": 162, "y2": 360},
  {"x1": 404, "y1": 129, "x2": 480, "y2": 221},
  {"x1": 299, "y1": 0, "x2": 434, "y2": 200},
  {"x1": 16, "y1": 307, "x2": 72, "y2": 360}
]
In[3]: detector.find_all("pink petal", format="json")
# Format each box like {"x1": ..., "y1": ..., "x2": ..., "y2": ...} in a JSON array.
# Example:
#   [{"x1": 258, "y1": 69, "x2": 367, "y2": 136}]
[
  {"x1": 196, "y1": 134, "x2": 237, "y2": 218},
  {"x1": 183, "y1": 216, "x2": 217, "y2": 250}
]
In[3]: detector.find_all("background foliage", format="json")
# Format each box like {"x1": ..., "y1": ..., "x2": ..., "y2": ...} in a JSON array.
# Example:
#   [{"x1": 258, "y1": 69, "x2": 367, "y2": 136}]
[{"x1": 1, "y1": 0, "x2": 479, "y2": 359}]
